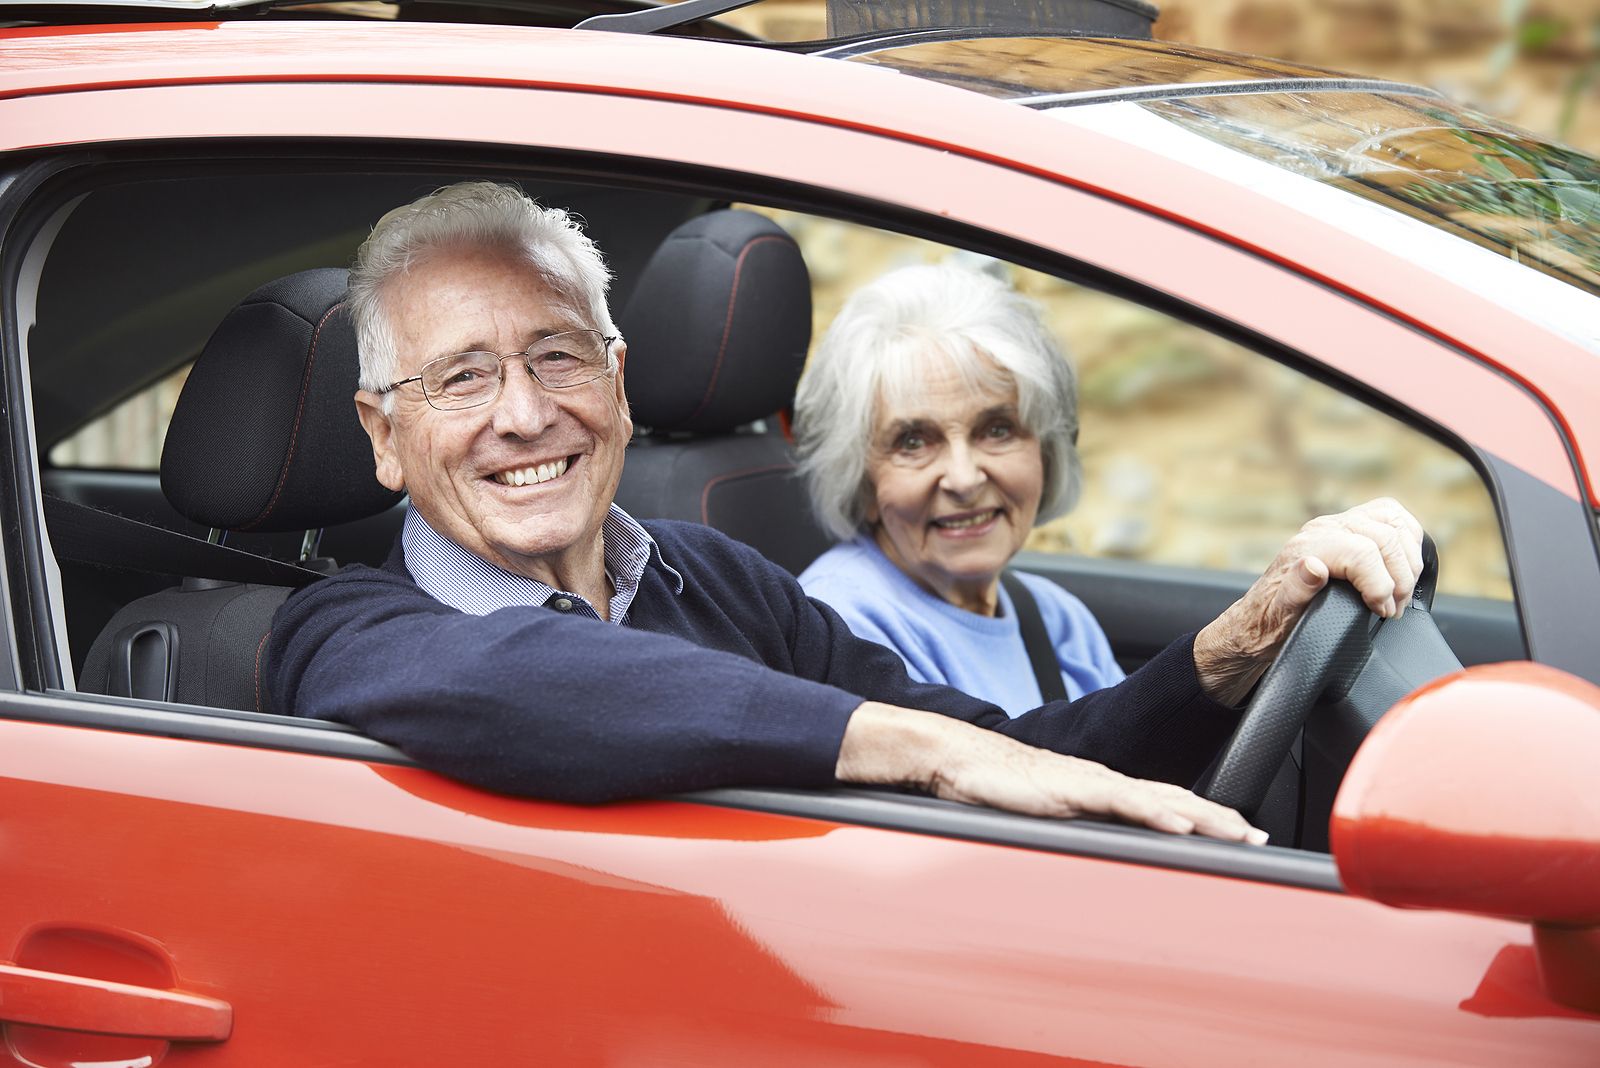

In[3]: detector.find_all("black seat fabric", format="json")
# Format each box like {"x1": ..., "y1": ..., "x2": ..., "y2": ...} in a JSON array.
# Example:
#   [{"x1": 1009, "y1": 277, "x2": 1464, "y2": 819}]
[
  {"x1": 616, "y1": 209, "x2": 832, "y2": 575},
  {"x1": 80, "y1": 269, "x2": 401, "y2": 711},
  {"x1": 161, "y1": 269, "x2": 401, "y2": 532}
]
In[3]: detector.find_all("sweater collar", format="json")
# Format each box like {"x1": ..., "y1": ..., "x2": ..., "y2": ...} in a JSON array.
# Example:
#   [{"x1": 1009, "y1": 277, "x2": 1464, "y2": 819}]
[{"x1": 400, "y1": 504, "x2": 683, "y2": 621}]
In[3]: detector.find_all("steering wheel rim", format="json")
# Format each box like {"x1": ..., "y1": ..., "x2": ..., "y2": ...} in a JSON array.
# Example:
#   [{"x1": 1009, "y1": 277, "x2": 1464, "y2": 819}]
[{"x1": 1199, "y1": 535, "x2": 1439, "y2": 819}]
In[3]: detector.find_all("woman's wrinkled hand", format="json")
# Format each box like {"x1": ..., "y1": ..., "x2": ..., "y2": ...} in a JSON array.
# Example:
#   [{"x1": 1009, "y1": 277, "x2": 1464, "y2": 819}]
[{"x1": 1193, "y1": 498, "x2": 1424, "y2": 705}]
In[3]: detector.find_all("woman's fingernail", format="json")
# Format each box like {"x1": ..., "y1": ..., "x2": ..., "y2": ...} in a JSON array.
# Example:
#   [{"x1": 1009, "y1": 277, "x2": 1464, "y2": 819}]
[{"x1": 1247, "y1": 828, "x2": 1269, "y2": 845}]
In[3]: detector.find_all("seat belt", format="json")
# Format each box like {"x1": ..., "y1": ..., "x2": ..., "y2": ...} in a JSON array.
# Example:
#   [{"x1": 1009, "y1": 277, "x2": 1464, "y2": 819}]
[
  {"x1": 44, "y1": 496, "x2": 328, "y2": 588},
  {"x1": 1000, "y1": 570, "x2": 1067, "y2": 704}
]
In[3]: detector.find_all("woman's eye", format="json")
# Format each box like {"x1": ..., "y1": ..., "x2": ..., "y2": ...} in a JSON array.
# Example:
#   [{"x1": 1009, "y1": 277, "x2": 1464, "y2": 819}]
[
  {"x1": 983, "y1": 421, "x2": 1014, "y2": 440},
  {"x1": 894, "y1": 432, "x2": 926, "y2": 452}
]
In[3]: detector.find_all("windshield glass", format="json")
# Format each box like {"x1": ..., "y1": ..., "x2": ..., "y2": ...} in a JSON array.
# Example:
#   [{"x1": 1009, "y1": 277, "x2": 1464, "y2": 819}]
[
  {"x1": 845, "y1": 36, "x2": 1600, "y2": 300},
  {"x1": 1134, "y1": 91, "x2": 1600, "y2": 299}
]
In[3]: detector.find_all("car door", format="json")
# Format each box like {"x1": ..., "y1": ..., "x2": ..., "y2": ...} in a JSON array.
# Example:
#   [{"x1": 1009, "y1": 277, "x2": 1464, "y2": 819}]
[{"x1": 1, "y1": 26, "x2": 1598, "y2": 1065}]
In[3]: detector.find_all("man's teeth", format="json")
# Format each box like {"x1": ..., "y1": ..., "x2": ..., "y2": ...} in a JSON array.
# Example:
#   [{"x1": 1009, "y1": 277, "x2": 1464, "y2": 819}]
[
  {"x1": 935, "y1": 511, "x2": 998, "y2": 529},
  {"x1": 493, "y1": 458, "x2": 568, "y2": 487}
]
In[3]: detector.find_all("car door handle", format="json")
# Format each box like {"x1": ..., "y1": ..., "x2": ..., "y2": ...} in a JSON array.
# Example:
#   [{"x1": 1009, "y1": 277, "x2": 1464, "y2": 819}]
[{"x1": 0, "y1": 961, "x2": 231, "y2": 1041}]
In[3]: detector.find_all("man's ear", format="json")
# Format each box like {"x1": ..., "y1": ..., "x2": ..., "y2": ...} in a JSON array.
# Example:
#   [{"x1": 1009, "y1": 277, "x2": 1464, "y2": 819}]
[
  {"x1": 611, "y1": 340, "x2": 634, "y2": 435},
  {"x1": 354, "y1": 390, "x2": 406, "y2": 492}
]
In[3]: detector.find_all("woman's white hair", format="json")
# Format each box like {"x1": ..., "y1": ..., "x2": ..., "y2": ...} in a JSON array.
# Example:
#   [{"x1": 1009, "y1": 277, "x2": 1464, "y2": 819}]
[
  {"x1": 348, "y1": 181, "x2": 619, "y2": 403},
  {"x1": 794, "y1": 262, "x2": 1081, "y2": 541}
]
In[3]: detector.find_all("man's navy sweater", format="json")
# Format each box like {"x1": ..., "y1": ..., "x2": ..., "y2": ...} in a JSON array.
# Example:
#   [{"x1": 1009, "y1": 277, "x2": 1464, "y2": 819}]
[{"x1": 267, "y1": 520, "x2": 1238, "y2": 803}]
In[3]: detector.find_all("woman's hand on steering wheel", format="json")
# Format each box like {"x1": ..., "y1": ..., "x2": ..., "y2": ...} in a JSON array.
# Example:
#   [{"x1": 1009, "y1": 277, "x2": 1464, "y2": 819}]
[{"x1": 1192, "y1": 498, "x2": 1425, "y2": 706}]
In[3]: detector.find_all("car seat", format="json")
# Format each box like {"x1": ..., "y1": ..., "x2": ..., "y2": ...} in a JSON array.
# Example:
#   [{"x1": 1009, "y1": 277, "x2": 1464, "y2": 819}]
[
  {"x1": 77, "y1": 209, "x2": 829, "y2": 711},
  {"x1": 78, "y1": 268, "x2": 400, "y2": 710},
  {"x1": 614, "y1": 208, "x2": 831, "y2": 576}
]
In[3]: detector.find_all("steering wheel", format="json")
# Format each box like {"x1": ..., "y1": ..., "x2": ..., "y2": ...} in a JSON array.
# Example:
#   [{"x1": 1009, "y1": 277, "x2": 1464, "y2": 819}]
[{"x1": 1199, "y1": 534, "x2": 1455, "y2": 826}]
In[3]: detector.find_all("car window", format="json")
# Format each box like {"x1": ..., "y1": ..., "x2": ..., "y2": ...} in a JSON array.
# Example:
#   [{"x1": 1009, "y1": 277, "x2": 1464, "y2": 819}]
[
  {"x1": 58, "y1": 197, "x2": 1515, "y2": 602},
  {"x1": 49, "y1": 365, "x2": 189, "y2": 471},
  {"x1": 750, "y1": 206, "x2": 1513, "y2": 601}
]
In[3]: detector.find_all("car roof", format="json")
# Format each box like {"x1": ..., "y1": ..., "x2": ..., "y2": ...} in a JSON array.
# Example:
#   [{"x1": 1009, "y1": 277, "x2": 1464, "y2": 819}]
[{"x1": 2, "y1": 18, "x2": 1597, "y2": 505}]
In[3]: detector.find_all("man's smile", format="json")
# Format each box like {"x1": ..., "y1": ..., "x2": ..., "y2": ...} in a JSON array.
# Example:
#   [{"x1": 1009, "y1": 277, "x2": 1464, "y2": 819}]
[{"x1": 488, "y1": 455, "x2": 573, "y2": 487}]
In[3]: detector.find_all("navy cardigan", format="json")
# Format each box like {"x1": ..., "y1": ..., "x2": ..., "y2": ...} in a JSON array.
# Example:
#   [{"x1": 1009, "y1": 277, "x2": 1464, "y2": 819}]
[{"x1": 266, "y1": 520, "x2": 1238, "y2": 802}]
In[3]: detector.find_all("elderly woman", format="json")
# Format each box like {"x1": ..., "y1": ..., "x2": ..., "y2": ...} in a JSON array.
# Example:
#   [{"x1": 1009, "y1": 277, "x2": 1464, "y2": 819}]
[{"x1": 796, "y1": 263, "x2": 1123, "y2": 714}]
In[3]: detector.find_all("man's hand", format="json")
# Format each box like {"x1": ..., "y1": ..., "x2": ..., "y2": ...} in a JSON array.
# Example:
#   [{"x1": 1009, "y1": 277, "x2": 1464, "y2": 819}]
[
  {"x1": 1193, "y1": 497, "x2": 1425, "y2": 705},
  {"x1": 836, "y1": 702, "x2": 1268, "y2": 843}
]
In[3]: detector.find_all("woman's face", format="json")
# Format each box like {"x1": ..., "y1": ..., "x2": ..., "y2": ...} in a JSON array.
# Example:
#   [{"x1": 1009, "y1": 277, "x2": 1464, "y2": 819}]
[{"x1": 865, "y1": 354, "x2": 1045, "y2": 615}]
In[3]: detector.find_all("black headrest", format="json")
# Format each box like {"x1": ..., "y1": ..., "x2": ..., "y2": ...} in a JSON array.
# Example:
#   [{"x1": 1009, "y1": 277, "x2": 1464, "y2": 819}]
[
  {"x1": 161, "y1": 268, "x2": 403, "y2": 532},
  {"x1": 620, "y1": 210, "x2": 811, "y2": 434}
]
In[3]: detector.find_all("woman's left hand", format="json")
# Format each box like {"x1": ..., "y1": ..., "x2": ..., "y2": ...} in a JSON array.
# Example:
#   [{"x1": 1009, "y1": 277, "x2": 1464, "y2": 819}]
[{"x1": 1192, "y1": 498, "x2": 1425, "y2": 705}]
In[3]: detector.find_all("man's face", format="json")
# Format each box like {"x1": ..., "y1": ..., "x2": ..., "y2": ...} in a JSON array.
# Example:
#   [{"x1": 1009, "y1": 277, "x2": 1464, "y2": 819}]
[{"x1": 355, "y1": 245, "x2": 631, "y2": 582}]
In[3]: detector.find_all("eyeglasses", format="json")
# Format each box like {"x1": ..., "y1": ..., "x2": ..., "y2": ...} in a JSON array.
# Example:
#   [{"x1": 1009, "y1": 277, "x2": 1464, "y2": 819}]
[{"x1": 377, "y1": 329, "x2": 618, "y2": 411}]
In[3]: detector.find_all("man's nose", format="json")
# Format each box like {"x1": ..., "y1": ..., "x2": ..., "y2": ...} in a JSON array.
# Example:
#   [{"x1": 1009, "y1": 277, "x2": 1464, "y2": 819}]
[
  {"x1": 490, "y1": 358, "x2": 558, "y2": 438},
  {"x1": 938, "y1": 439, "x2": 986, "y2": 499}
]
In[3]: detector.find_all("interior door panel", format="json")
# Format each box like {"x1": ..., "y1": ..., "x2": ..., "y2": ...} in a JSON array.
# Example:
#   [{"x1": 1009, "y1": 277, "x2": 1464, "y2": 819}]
[{"x1": 1013, "y1": 550, "x2": 1525, "y2": 671}]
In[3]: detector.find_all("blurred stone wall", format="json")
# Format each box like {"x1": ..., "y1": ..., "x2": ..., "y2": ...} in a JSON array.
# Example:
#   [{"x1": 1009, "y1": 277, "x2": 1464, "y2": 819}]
[
  {"x1": 1158, "y1": 0, "x2": 1600, "y2": 152},
  {"x1": 723, "y1": 0, "x2": 1600, "y2": 150}
]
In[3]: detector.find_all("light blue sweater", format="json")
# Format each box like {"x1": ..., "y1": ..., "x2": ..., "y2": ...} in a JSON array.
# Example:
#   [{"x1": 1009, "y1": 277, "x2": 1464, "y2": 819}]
[{"x1": 799, "y1": 538, "x2": 1125, "y2": 716}]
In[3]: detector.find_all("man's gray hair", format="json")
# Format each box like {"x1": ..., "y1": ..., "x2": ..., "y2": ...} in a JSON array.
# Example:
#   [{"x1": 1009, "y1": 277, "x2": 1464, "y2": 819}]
[
  {"x1": 794, "y1": 262, "x2": 1082, "y2": 541},
  {"x1": 348, "y1": 181, "x2": 619, "y2": 401}
]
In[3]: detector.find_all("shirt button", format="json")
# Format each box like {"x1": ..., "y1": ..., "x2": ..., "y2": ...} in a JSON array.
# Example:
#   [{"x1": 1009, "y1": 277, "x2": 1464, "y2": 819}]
[{"x1": 551, "y1": 597, "x2": 574, "y2": 612}]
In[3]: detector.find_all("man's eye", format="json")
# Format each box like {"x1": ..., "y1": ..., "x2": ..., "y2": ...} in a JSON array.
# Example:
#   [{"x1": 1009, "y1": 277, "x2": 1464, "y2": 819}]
[{"x1": 538, "y1": 350, "x2": 577, "y2": 364}]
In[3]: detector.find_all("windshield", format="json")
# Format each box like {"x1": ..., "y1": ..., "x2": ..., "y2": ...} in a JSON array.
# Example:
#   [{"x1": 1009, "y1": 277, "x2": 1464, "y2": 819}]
[
  {"x1": 844, "y1": 36, "x2": 1600, "y2": 300},
  {"x1": 1133, "y1": 90, "x2": 1600, "y2": 299}
]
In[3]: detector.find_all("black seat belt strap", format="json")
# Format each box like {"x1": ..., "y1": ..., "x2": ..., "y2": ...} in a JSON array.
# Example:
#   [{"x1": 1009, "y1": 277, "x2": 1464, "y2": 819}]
[
  {"x1": 44, "y1": 496, "x2": 326, "y2": 588},
  {"x1": 1000, "y1": 570, "x2": 1067, "y2": 704}
]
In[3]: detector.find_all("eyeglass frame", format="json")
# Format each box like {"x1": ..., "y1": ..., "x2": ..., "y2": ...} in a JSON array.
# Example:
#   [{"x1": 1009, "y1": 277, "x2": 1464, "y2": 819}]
[{"x1": 374, "y1": 329, "x2": 620, "y2": 411}]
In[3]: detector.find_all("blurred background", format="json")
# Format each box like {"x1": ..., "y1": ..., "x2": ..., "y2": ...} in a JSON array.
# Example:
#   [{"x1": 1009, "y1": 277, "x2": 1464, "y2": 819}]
[{"x1": 725, "y1": 0, "x2": 1600, "y2": 153}]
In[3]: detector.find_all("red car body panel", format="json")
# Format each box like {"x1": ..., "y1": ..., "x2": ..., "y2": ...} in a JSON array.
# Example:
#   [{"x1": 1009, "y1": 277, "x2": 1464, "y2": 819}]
[{"x1": 2, "y1": 715, "x2": 1594, "y2": 1066}]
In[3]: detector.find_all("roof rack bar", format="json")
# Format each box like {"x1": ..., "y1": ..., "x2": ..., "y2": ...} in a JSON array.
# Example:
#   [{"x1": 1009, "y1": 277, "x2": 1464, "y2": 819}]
[
  {"x1": 574, "y1": 0, "x2": 762, "y2": 34},
  {"x1": 828, "y1": 0, "x2": 1157, "y2": 39}
]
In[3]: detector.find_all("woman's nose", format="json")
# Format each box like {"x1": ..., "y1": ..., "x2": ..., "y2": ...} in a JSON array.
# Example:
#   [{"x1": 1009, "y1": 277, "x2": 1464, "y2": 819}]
[
  {"x1": 491, "y1": 358, "x2": 558, "y2": 438},
  {"x1": 938, "y1": 440, "x2": 986, "y2": 498}
]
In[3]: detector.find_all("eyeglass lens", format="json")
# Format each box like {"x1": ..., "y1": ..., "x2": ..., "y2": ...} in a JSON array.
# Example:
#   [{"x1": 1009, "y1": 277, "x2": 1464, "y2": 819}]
[{"x1": 421, "y1": 330, "x2": 609, "y2": 409}]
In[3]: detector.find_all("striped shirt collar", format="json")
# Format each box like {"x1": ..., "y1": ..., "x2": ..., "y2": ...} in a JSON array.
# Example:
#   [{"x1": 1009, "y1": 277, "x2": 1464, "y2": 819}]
[{"x1": 402, "y1": 504, "x2": 683, "y2": 622}]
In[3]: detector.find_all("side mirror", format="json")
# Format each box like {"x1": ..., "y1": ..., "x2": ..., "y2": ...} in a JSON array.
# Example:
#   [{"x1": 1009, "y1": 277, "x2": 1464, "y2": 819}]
[{"x1": 1331, "y1": 662, "x2": 1600, "y2": 1015}]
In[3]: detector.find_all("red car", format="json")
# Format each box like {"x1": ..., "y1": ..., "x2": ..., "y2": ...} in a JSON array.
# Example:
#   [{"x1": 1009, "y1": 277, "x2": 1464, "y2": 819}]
[{"x1": 1, "y1": 2, "x2": 1597, "y2": 1064}]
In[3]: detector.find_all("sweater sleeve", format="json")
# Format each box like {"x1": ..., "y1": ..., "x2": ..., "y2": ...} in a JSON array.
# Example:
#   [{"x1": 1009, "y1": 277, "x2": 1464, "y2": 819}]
[
  {"x1": 991, "y1": 634, "x2": 1237, "y2": 785},
  {"x1": 266, "y1": 565, "x2": 860, "y2": 803},
  {"x1": 271, "y1": 530, "x2": 1239, "y2": 803},
  {"x1": 784, "y1": 553, "x2": 1237, "y2": 787}
]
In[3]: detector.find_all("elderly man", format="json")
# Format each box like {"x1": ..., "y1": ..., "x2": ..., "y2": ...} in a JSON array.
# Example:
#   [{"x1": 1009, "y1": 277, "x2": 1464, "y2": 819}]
[{"x1": 268, "y1": 182, "x2": 1424, "y2": 843}]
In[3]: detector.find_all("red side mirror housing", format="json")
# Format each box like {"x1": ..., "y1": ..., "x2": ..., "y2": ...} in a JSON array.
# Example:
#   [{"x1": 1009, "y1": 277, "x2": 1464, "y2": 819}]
[{"x1": 1332, "y1": 662, "x2": 1600, "y2": 1014}]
